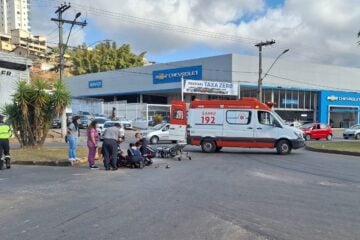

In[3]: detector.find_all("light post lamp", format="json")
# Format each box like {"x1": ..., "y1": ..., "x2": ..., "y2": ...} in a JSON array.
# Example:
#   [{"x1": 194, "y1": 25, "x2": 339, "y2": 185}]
[{"x1": 258, "y1": 48, "x2": 289, "y2": 102}]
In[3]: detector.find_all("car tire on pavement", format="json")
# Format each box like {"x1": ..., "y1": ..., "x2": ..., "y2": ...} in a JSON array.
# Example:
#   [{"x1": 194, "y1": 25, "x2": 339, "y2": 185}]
[
  {"x1": 305, "y1": 134, "x2": 311, "y2": 141},
  {"x1": 150, "y1": 136, "x2": 159, "y2": 144},
  {"x1": 356, "y1": 133, "x2": 360, "y2": 140},
  {"x1": 276, "y1": 139, "x2": 292, "y2": 155},
  {"x1": 201, "y1": 139, "x2": 216, "y2": 153}
]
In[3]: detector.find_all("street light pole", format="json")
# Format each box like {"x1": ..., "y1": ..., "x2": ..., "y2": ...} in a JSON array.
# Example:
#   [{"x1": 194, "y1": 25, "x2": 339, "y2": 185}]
[
  {"x1": 262, "y1": 49, "x2": 289, "y2": 81},
  {"x1": 255, "y1": 40, "x2": 275, "y2": 102},
  {"x1": 51, "y1": 3, "x2": 87, "y2": 137}
]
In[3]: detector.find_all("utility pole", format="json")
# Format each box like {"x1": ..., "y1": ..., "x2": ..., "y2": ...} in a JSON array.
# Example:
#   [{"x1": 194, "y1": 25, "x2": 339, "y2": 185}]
[
  {"x1": 255, "y1": 40, "x2": 275, "y2": 102},
  {"x1": 51, "y1": 3, "x2": 87, "y2": 136}
]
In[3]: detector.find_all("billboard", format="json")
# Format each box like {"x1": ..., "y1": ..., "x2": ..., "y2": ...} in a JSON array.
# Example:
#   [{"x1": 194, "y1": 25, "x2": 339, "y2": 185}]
[
  {"x1": 153, "y1": 65, "x2": 202, "y2": 84},
  {"x1": 184, "y1": 79, "x2": 239, "y2": 96}
]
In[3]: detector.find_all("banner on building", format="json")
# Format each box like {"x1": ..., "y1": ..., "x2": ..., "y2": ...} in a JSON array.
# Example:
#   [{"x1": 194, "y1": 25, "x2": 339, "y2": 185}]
[{"x1": 184, "y1": 79, "x2": 239, "y2": 96}]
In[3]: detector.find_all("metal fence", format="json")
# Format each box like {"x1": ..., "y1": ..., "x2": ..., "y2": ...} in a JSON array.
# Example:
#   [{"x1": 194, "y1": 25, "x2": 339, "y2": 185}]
[{"x1": 70, "y1": 98, "x2": 171, "y2": 129}]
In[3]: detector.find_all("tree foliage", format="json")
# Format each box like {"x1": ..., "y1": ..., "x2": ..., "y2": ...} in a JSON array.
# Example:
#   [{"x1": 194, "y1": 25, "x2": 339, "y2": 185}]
[
  {"x1": 1, "y1": 80, "x2": 71, "y2": 147},
  {"x1": 69, "y1": 42, "x2": 146, "y2": 75}
]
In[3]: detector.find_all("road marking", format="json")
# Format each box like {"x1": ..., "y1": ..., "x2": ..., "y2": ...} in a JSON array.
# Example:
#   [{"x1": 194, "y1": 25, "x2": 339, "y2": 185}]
[
  {"x1": 318, "y1": 181, "x2": 344, "y2": 187},
  {"x1": 251, "y1": 171, "x2": 304, "y2": 184}
]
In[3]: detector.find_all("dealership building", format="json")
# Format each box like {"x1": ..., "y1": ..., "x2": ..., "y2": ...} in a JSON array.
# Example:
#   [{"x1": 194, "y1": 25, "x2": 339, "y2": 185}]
[{"x1": 65, "y1": 53, "x2": 360, "y2": 128}]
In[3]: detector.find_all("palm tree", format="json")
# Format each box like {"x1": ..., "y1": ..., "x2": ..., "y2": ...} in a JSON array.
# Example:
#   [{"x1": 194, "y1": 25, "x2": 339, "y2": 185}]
[{"x1": 1, "y1": 79, "x2": 71, "y2": 147}]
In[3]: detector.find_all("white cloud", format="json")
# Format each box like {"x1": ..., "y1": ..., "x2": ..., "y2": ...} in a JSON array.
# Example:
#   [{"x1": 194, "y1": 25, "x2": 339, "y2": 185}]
[{"x1": 30, "y1": 0, "x2": 360, "y2": 67}]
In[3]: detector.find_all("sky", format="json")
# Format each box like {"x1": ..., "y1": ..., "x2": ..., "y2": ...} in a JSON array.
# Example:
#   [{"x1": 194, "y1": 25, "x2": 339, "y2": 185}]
[{"x1": 30, "y1": 0, "x2": 360, "y2": 68}]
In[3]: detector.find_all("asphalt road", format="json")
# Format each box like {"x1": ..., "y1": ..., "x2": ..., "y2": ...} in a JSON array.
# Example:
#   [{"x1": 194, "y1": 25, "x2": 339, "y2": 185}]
[{"x1": 1, "y1": 148, "x2": 360, "y2": 240}]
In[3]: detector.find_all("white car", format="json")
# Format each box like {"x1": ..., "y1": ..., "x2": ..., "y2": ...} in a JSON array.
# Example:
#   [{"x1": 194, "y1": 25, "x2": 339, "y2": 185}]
[
  {"x1": 141, "y1": 123, "x2": 176, "y2": 144},
  {"x1": 118, "y1": 117, "x2": 133, "y2": 129},
  {"x1": 100, "y1": 121, "x2": 125, "y2": 140},
  {"x1": 94, "y1": 117, "x2": 110, "y2": 135},
  {"x1": 132, "y1": 117, "x2": 150, "y2": 129},
  {"x1": 343, "y1": 124, "x2": 360, "y2": 140}
]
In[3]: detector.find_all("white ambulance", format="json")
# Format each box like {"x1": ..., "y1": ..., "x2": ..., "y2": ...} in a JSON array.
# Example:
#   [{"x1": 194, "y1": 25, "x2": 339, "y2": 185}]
[{"x1": 170, "y1": 97, "x2": 305, "y2": 154}]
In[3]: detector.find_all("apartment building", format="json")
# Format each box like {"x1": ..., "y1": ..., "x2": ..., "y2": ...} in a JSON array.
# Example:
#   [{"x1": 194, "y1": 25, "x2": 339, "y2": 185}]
[{"x1": 0, "y1": 0, "x2": 30, "y2": 34}]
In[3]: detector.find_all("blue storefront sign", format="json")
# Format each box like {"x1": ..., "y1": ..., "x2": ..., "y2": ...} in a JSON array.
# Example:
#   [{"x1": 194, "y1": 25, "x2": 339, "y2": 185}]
[
  {"x1": 153, "y1": 65, "x2": 202, "y2": 84},
  {"x1": 88, "y1": 80, "x2": 102, "y2": 88},
  {"x1": 281, "y1": 99, "x2": 298, "y2": 105},
  {"x1": 319, "y1": 91, "x2": 360, "y2": 125}
]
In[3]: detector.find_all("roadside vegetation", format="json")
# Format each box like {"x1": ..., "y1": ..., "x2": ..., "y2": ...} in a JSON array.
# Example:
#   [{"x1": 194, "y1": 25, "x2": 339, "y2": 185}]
[
  {"x1": 308, "y1": 141, "x2": 360, "y2": 153},
  {"x1": 12, "y1": 147, "x2": 88, "y2": 162},
  {"x1": 1, "y1": 80, "x2": 71, "y2": 147}
]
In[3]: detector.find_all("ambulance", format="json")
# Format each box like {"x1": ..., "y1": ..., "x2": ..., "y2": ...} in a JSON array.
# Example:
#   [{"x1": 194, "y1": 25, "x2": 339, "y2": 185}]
[{"x1": 169, "y1": 97, "x2": 305, "y2": 154}]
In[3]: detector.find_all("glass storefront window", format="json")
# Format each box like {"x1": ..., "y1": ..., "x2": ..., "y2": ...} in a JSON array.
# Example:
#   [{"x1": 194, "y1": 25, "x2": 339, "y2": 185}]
[{"x1": 329, "y1": 106, "x2": 359, "y2": 128}]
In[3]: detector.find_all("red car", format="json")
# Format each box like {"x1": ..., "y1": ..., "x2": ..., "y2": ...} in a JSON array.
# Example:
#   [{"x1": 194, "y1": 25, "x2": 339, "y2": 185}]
[{"x1": 299, "y1": 123, "x2": 333, "y2": 141}]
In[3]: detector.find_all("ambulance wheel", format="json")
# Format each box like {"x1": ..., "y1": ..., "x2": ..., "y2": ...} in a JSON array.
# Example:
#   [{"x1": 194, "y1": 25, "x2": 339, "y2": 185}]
[
  {"x1": 150, "y1": 136, "x2": 159, "y2": 144},
  {"x1": 276, "y1": 140, "x2": 292, "y2": 155},
  {"x1": 201, "y1": 140, "x2": 216, "y2": 153}
]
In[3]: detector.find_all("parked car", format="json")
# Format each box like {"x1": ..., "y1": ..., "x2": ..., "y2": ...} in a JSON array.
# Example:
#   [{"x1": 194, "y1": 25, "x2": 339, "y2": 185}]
[
  {"x1": 99, "y1": 121, "x2": 125, "y2": 140},
  {"x1": 93, "y1": 117, "x2": 110, "y2": 134},
  {"x1": 118, "y1": 117, "x2": 133, "y2": 129},
  {"x1": 132, "y1": 117, "x2": 151, "y2": 129},
  {"x1": 140, "y1": 123, "x2": 176, "y2": 144},
  {"x1": 343, "y1": 124, "x2": 360, "y2": 140},
  {"x1": 299, "y1": 123, "x2": 333, "y2": 141},
  {"x1": 78, "y1": 115, "x2": 90, "y2": 129}
]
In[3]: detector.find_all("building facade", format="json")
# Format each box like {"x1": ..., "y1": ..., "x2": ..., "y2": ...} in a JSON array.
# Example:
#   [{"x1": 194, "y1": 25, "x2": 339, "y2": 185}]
[
  {"x1": 0, "y1": 51, "x2": 32, "y2": 107},
  {"x1": 65, "y1": 54, "x2": 360, "y2": 128},
  {"x1": 0, "y1": 0, "x2": 30, "y2": 34}
]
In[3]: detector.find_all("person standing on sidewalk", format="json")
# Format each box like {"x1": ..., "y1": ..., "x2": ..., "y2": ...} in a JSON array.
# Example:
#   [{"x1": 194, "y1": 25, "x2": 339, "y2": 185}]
[
  {"x1": 87, "y1": 120, "x2": 99, "y2": 169},
  {"x1": 0, "y1": 115, "x2": 12, "y2": 170},
  {"x1": 102, "y1": 123, "x2": 123, "y2": 170},
  {"x1": 67, "y1": 116, "x2": 80, "y2": 164}
]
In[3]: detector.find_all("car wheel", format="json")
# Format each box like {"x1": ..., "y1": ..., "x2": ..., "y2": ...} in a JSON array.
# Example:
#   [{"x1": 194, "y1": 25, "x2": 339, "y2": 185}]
[
  {"x1": 305, "y1": 134, "x2": 311, "y2": 141},
  {"x1": 150, "y1": 136, "x2": 159, "y2": 144},
  {"x1": 326, "y1": 134, "x2": 332, "y2": 141},
  {"x1": 355, "y1": 133, "x2": 360, "y2": 140},
  {"x1": 276, "y1": 140, "x2": 292, "y2": 155},
  {"x1": 201, "y1": 139, "x2": 216, "y2": 153},
  {"x1": 343, "y1": 137, "x2": 348, "y2": 139}
]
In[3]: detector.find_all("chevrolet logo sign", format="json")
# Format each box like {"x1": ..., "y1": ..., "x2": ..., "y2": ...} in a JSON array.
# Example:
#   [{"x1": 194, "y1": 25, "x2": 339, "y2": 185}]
[
  {"x1": 327, "y1": 95, "x2": 338, "y2": 101},
  {"x1": 155, "y1": 73, "x2": 167, "y2": 80}
]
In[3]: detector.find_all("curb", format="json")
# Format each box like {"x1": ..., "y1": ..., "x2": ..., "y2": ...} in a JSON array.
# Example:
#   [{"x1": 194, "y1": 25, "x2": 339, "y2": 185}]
[
  {"x1": 11, "y1": 158, "x2": 88, "y2": 167},
  {"x1": 12, "y1": 160, "x2": 72, "y2": 167},
  {"x1": 305, "y1": 145, "x2": 360, "y2": 157}
]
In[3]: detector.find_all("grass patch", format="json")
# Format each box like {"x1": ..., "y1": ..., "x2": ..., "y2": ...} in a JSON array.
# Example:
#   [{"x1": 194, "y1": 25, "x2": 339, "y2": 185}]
[
  {"x1": 308, "y1": 142, "x2": 360, "y2": 153},
  {"x1": 11, "y1": 147, "x2": 88, "y2": 162}
]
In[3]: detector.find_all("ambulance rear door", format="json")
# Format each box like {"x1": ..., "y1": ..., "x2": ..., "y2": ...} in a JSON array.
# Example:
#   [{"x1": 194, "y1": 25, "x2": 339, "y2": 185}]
[{"x1": 169, "y1": 101, "x2": 187, "y2": 143}]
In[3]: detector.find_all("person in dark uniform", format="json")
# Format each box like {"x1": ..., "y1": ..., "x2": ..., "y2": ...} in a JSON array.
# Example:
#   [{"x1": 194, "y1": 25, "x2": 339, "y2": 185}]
[
  {"x1": 0, "y1": 115, "x2": 12, "y2": 170},
  {"x1": 102, "y1": 123, "x2": 123, "y2": 170}
]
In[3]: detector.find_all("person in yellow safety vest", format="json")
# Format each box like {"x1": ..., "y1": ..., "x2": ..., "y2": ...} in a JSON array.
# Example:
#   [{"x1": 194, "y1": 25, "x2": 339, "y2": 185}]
[{"x1": 0, "y1": 115, "x2": 12, "y2": 170}]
